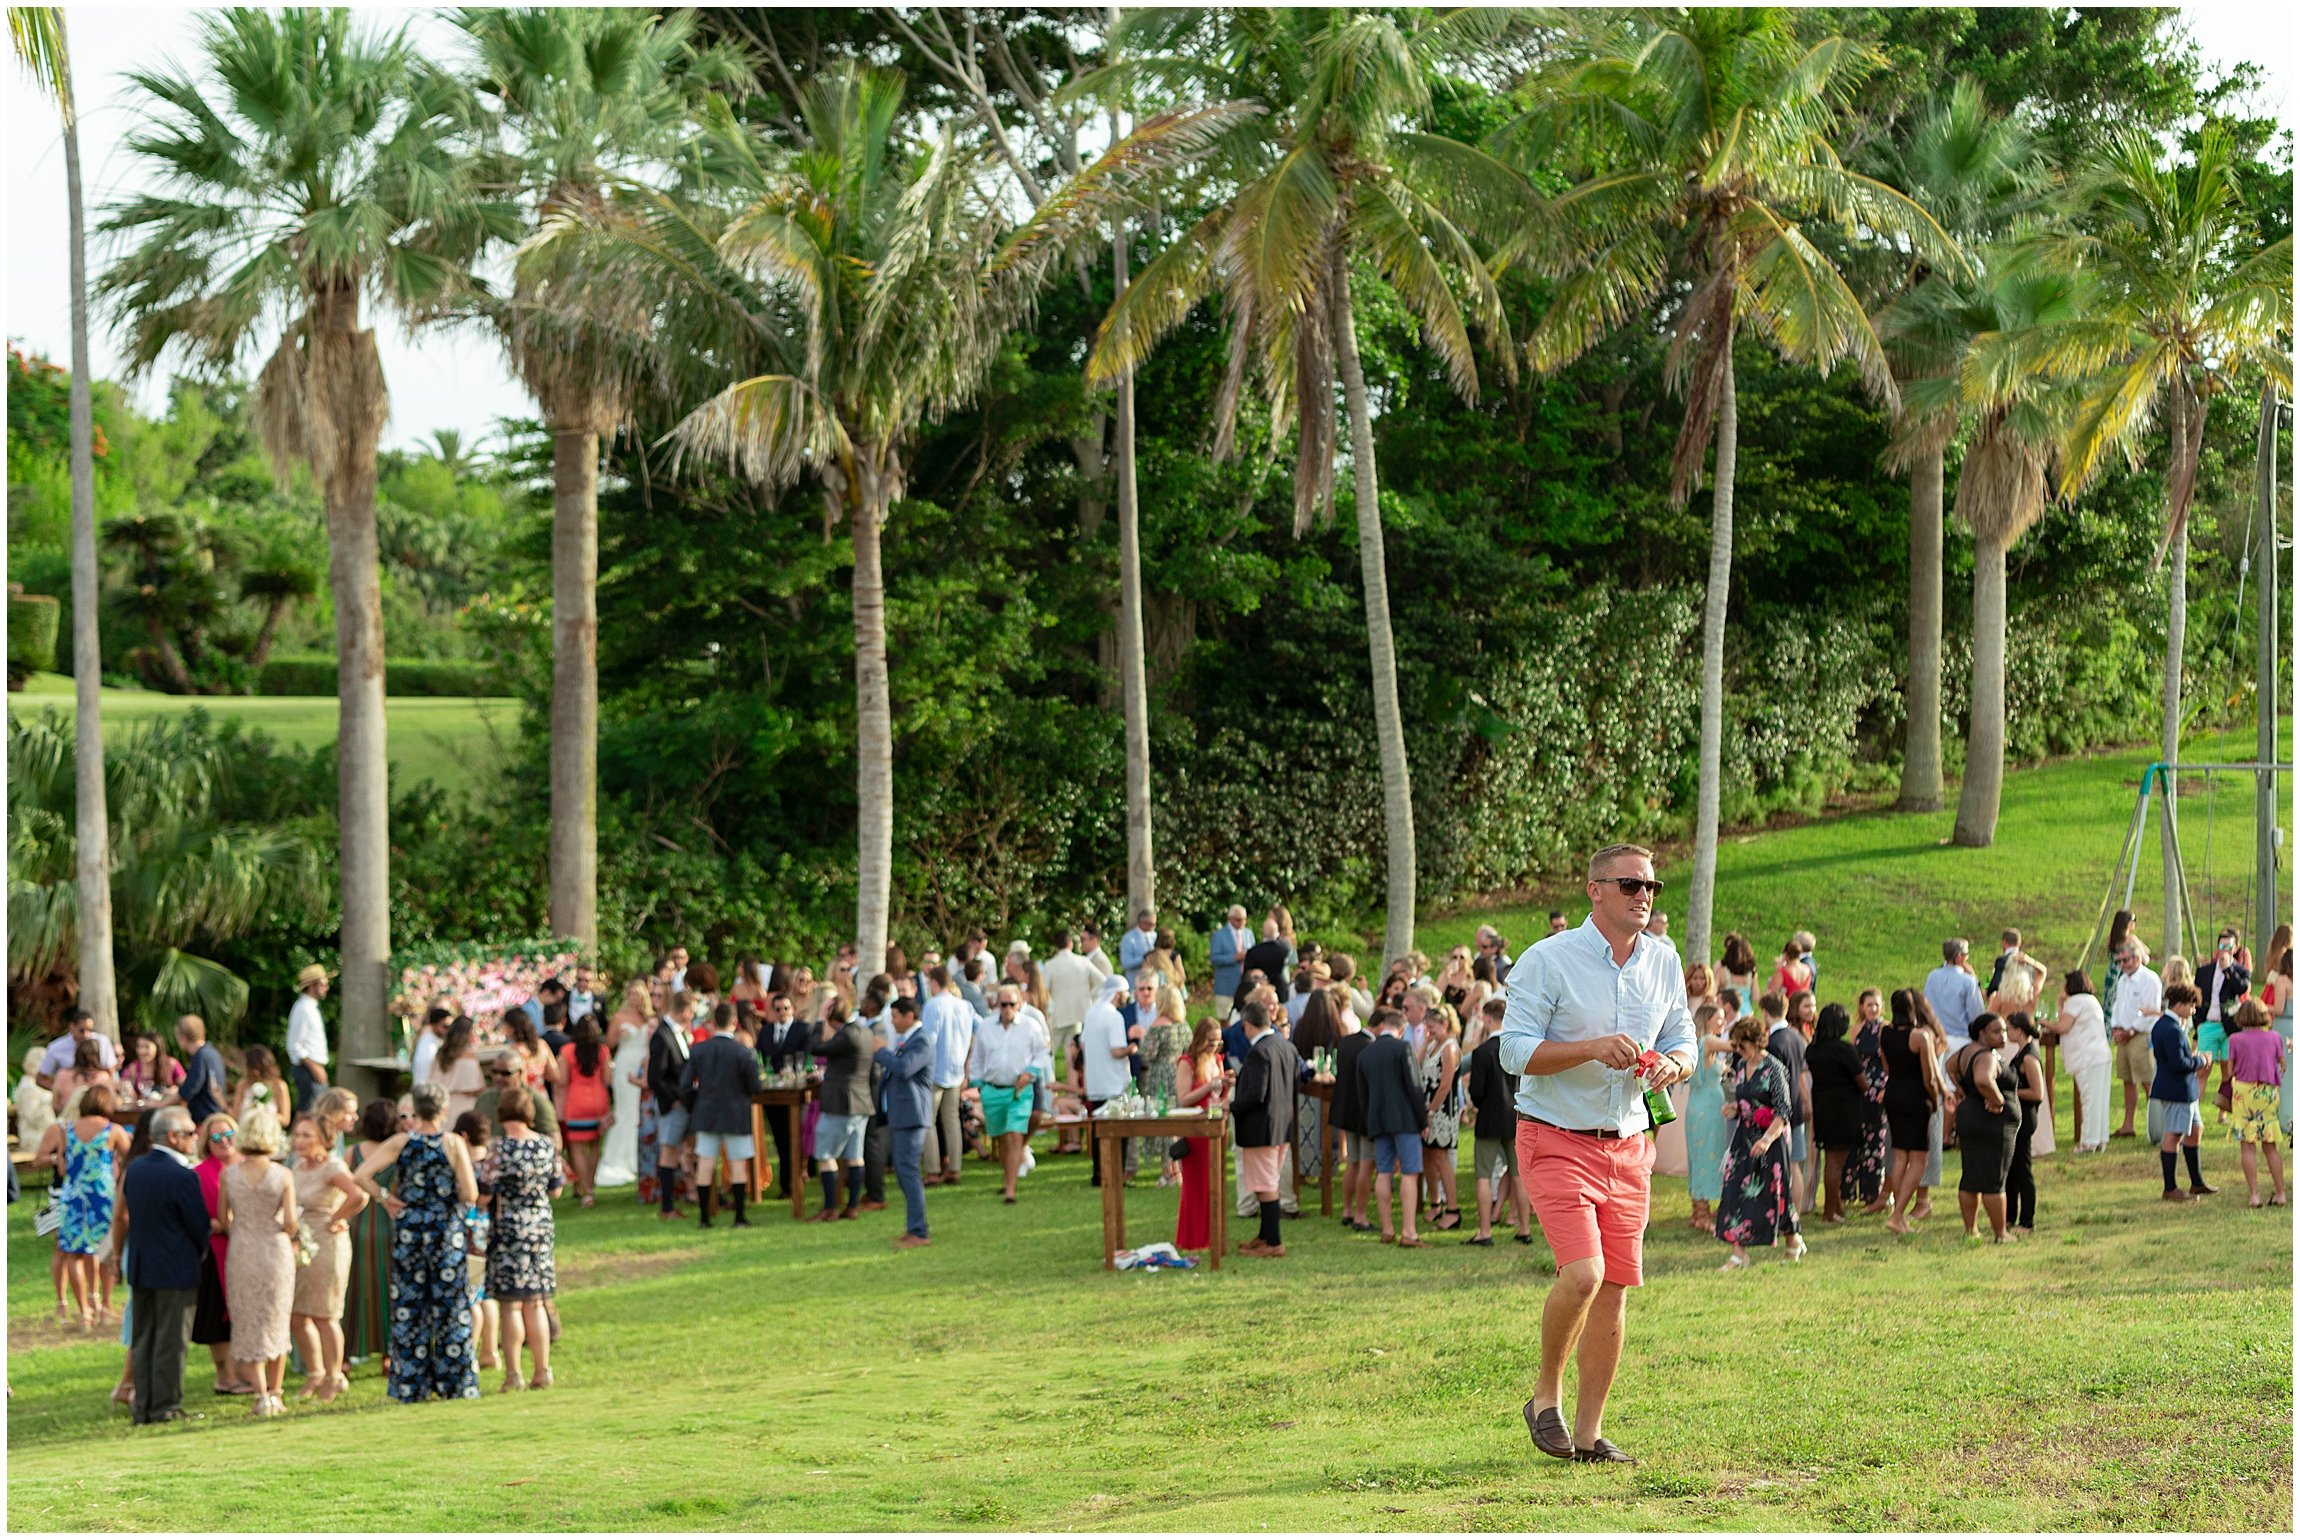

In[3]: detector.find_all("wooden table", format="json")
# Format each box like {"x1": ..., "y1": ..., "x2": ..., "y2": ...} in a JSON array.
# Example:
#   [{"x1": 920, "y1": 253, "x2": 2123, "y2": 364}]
[
  {"x1": 1088, "y1": 1113, "x2": 1228, "y2": 1271},
  {"x1": 1293, "y1": 1079, "x2": 1339, "y2": 1216},
  {"x1": 749, "y1": 1084, "x2": 815, "y2": 1218}
]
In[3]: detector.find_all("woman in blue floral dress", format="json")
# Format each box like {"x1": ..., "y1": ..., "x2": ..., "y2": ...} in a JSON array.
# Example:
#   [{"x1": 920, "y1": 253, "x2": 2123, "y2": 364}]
[
  {"x1": 33, "y1": 1084, "x2": 131, "y2": 1328},
  {"x1": 1845, "y1": 988, "x2": 1892, "y2": 1210},
  {"x1": 1715, "y1": 1016, "x2": 1802, "y2": 1269},
  {"x1": 350, "y1": 1083, "x2": 479, "y2": 1402}
]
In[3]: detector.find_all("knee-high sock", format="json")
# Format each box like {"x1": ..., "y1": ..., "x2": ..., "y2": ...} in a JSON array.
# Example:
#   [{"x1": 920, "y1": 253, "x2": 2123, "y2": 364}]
[
  {"x1": 2161, "y1": 1150, "x2": 2180, "y2": 1191},
  {"x1": 698, "y1": 1184, "x2": 714, "y2": 1225},
  {"x1": 659, "y1": 1168, "x2": 679, "y2": 1213},
  {"x1": 2184, "y1": 1144, "x2": 2206, "y2": 1188},
  {"x1": 731, "y1": 1186, "x2": 747, "y2": 1221},
  {"x1": 1259, "y1": 1199, "x2": 1282, "y2": 1247},
  {"x1": 820, "y1": 1169, "x2": 838, "y2": 1211}
]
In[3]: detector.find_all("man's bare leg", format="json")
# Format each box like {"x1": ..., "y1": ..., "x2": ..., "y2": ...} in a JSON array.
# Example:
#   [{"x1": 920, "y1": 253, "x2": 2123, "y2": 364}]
[
  {"x1": 1533, "y1": 1256, "x2": 1605, "y2": 1414},
  {"x1": 1572, "y1": 1280, "x2": 1628, "y2": 1448}
]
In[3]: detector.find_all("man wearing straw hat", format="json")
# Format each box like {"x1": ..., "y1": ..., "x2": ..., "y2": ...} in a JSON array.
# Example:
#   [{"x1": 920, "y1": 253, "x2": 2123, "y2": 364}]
[{"x1": 286, "y1": 963, "x2": 334, "y2": 1115}]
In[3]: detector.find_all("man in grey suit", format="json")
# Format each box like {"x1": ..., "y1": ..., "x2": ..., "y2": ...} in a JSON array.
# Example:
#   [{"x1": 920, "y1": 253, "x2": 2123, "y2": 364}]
[
  {"x1": 680, "y1": 1002, "x2": 762, "y2": 1228},
  {"x1": 877, "y1": 997, "x2": 936, "y2": 1249}
]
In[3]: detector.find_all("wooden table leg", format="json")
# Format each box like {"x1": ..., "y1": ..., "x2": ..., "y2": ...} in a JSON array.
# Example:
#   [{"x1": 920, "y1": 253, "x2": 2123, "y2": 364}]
[
  {"x1": 1211, "y1": 1126, "x2": 1225, "y2": 1270},
  {"x1": 751, "y1": 1101, "x2": 768, "y2": 1202},
  {"x1": 1320, "y1": 1106, "x2": 1335, "y2": 1216},
  {"x1": 788, "y1": 1100, "x2": 807, "y2": 1221},
  {"x1": 1100, "y1": 1134, "x2": 1125, "y2": 1270}
]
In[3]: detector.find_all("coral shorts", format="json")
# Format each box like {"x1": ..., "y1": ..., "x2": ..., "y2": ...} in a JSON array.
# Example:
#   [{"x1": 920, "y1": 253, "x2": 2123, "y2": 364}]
[{"x1": 1516, "y1": 1119, "x2": 1656, "y2": 1287}]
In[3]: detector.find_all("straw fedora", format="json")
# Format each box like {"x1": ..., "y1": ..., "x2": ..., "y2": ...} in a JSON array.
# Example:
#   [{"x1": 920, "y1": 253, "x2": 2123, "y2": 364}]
[{"x1": 296, "y1": 963, "x2": 333, "y2": 991}]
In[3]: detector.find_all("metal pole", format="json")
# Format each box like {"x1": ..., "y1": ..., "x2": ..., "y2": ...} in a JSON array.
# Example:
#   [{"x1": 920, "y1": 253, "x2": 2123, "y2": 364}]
[{"x1": 2256, "y1": 386, "x2": 2281, "y2": 952}]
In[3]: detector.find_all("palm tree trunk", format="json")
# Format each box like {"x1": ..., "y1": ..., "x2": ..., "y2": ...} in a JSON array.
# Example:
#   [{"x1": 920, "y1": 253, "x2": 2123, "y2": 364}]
[
  {"x1": 548, "y1": 424, "x2": 599, "y2": 949},
  {"x1": 1898, "y1": 441, "x2": 1945, "y2": 812},
  {"x1": 1686, "y1": 347, "x2": 1737, "y2": 970},
  {"x1": 1333, "y1": 268, "x2": 1416, "y2": 968},
  {"x1": 313, "y1": 301, "x2": 393, "y2": 1074},
  {"x1": 1951, "y1": 535, "x2": 2008, "y2": 847},
  {"x1": 2161, "y1": 384, "x2": 2190, "y2": 960},
  {"x1": 1113, "y1": 215, "x2": 1155, "y2": 922},
  {"x1": 851, "y1": 466, "x2": 895, "y2": 977},
  {"x1": 61, "y1": 52, "x2": 117, "y2": 1041},
  {"x1": 249, "y1": 599, "x2": 287, "y2": 672}
]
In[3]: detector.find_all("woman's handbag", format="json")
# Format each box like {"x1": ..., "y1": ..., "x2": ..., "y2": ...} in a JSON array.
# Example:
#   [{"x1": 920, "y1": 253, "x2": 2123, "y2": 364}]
[
  {"x1": 33, "y1": 1198, "x2": 61, "y2": 1238},
  {"x1": 2214, "y1": 1074, "x2": 2236, "y2": 1116}
]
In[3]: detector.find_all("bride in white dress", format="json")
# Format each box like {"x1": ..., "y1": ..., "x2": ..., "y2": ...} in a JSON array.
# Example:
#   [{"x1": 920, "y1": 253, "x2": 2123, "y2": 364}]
[{"x1": 597, "y1": 982, "x2": 651, "y2": 1187}]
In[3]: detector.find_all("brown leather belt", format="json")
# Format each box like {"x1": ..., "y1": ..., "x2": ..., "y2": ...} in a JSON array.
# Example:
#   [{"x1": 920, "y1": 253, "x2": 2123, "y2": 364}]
[{"x1": 1529, "y1": 1116, "x2": 1633, "y2": 1141}]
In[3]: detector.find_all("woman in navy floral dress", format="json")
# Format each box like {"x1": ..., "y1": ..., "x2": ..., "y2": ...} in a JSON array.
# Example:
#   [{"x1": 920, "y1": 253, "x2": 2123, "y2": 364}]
[
  {"x1": 1715, "y1": 1016, "x2": 1803, "y2": 1269},
  {"x1": 1845, "y1": 988, "x2": 1891, "y2": 1210},
  {"x1": 350, "y1": 1083, "x2": 479, "y2": 1402},
  {"x1": 480, "y1": 1085, "x2": 562, "y2": 1390}
]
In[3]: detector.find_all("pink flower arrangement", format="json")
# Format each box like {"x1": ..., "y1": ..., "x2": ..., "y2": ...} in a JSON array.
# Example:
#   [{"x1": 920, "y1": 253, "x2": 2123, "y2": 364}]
[{"x1": 388, "y1": 942, "x2": 581, "y2": 1055}]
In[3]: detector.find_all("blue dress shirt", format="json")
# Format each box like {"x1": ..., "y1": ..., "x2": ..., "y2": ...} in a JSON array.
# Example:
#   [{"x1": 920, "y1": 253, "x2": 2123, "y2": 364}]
[{"x1": 1498, "y1": 918, "x2": 1696, "y2": 1136}]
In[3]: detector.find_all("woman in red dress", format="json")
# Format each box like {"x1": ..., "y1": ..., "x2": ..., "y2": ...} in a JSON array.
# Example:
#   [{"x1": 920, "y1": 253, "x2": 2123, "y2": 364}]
[
  {"x1": 1171, "y1": 1019, "x2": 1230, "y2": 1254},
  {"x1": 556, "y1": 1016, "x2": 615, "y2": 1208}
]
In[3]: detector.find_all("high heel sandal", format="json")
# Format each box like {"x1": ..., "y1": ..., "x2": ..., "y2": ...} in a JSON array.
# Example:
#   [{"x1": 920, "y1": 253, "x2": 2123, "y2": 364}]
[
  {"x1": 529, "y1": 1367, "x2": 553, "y2": 1390},
  {"x1": 1716, "y1": 1253, "x2": 1751, "y2": 1273},
  {"x1": 501, "y1": 1368, "x2": 526, "y2": 1393},
  {"x1": 110, "y1": 1383, "x2": 134, "y2": 1409}
]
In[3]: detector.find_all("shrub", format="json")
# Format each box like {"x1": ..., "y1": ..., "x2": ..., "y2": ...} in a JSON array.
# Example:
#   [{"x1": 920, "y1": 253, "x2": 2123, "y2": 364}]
[
  {"x1": 257, "y1": 655, "x2": 500, "y2": 698},
  {"x1": 7, "y1": 588, "x2": 60, "y2": 686}
]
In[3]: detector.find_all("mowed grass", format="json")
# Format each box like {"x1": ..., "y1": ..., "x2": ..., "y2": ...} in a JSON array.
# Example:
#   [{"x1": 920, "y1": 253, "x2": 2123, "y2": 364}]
[
  {"x1": 4, "y1": 1104, "x2": 2289, "y2": 1531},
  {"x1": 8, "y1": 673, "x2": 520, "y2": 797},
  {"x1": 1426, "y1": 722, "x2": 2294, "y2": 991}
]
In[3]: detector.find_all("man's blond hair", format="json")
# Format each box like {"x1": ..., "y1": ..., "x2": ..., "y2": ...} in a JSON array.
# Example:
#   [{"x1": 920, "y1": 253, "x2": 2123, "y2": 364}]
[{"x1": 1587, "y1": 843, "x2": 1655, "y2": 880}]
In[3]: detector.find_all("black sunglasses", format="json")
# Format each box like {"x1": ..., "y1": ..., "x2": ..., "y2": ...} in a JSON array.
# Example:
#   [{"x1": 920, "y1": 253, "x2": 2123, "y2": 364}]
[{"x1": 1601, "y1": 877, "x2": 1664, "y2": 897}]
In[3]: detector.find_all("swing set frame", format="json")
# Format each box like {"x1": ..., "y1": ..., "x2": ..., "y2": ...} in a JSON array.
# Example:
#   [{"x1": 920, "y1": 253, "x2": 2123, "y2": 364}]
[{"x1": 2076, "y1": 758, "x2": 2292, "y2": 975}]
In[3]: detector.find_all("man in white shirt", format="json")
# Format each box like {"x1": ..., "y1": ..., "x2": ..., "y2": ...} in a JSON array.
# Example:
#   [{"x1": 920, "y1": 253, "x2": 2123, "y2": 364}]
[
  {"x1": 567, "y1": 965, "x2": 599, "y2": 1025},
  {"x1": 37, "y1": 1009, "x2": 118, "y2": 1088},
  {"x1": 1080, "y1": 975, "x2": 1137, "y2": 1185},
  {"x1": 1042, "y1": 930, "x2": 1109, "y2": 1085},
  {"x1": 2108, "y1": 939, "x2": 2163, "y2": 1139},
  {"x1": 920, "y1": 967, "x2": 975, "y2": 1186},
  {"x1": 967, "y1": 986, "x2": 1049, "y2": 1203},
  {"x1": 286, "y1": 963, "x2": 332, "y2": 1114},
  {"x1": 410, "y1": 1007, "x2": 450, "y2": 1088}
]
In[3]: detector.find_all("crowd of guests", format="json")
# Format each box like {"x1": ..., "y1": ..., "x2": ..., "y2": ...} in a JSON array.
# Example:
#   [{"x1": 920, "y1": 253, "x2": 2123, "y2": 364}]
[{"x1": 19, "y1": 897, "x2": 2290, "y2": 1418}]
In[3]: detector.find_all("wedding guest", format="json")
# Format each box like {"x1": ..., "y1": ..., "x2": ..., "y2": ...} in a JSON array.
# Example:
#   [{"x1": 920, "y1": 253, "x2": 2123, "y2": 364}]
[
  {"x1": 2224, "y1": 998, "x2": 2287, "y2": 1206},
  {"x1": 1331, "y1": 994, "x2": 1374, "y2": 1232},
  {"x1": 2152, "y1": 983, "x2": 2213, "y2": 1200},
  {"x1": 1463, "y1": 997, "x2": 1530, "y2": 1246},
  {"x1": 1882, "y1": 989, "x2": 1947, "y2": 1236},
  {"x1": 967, "y1": 986, "x2": 1049, "y2": 1204},
  {"x1": 2110, "y1": 938, "x2": 2164, "y2": 1138},
  {"x1": 1210, "y1": 905, "x2": 1253, "y2": 1021},
  {"x1": 683, "y1": 1002, "x2": 763, "y2": 1229},
  {"x1": 809, "y1": 1001, "x2": 875, "y2": 1223},
  {"x1": 1805, "y1": 1003, "x2": 1868, "y2": 1224},
  {"x1": 2056, "y1": 971, "x2": 2113, "y2": 1153},
  {"x1": 36, "y1": 1007, "x2": 118, "y2": 1088},
  {"x1": 119, "y1": 1029, "x2": 185, "y2": 1101},
  {"x1": 411, "y1": 1006, "x2": 452, "y2": 1088},
  {"x1": 287, "y1": 1112, "x2": 366, "y2": 1401},
  {"x1": 481, "y1": 1084, "x2": 562, "y2": 1390},
  {"x1": 187, "y1": 1113, "x2": 249, "y2": 1394},
  {"x1": 477, "y1": 1050, "x2": 559, "y2": 1143},
  {"x1": 32, "y1": 1080, "x2": 130, "y2": 1328},
  {"x1": 2002, "y1": 1013, "x2": 2048, "y2": 1233},
  {"x1": 1231, "y1": 1001, "x2": 1304, "y2": 1259},
  {"x1": 921, "y1": 968, "x2": 975, "y2": 1187},
  {"x1": 1356, "y1": 1007, "x2": 1427, "y2": 1247},
  {"x1": 108, "y1": 1107, "x2": 211, "y2": 1423},
  {"x1": 1172, "y1": 1018, "x2": 1229, "y2": 1255},
  {"x1": 557, "y1": 1015, "x2": 615, "y2": 1208},
  {"x1": 504, "y1": 1010, "x2": 561, "y2": 1093},
  {"x1": 1715, "y1": 1015, "x2": 1801, "y2": 1269},
  {"x1": 879, "y1": 997, "x2": 936, "y2": 1250},
  {"x1": 49, "y1": 1035, "x2": 116, "y2": 1120},
  {"x1": 350, "y1": 1082, "x2": 480, "y2": 1402},
  {"x1": 285, "y1": 963, "x2": 333, "y2": 1115},
  {"x1": 1684, "y1": 1002, "x2": 1733, "y2": 1233},
  {"x1": 646, "y1": 991, "x2": 696, "y2": 1220},
  {"x1": 1945, "y1": 1013, "x2": 2018, "y2": 1240},
  {"x1": 1846, "y1": 989, "x2": 1892, "y2": 1210},
  {"x1": 1418, "y1": 1004, "x2": 1464, "y2": 1232},
  {"x1": 216, "y1": 1105, "x2": 298, "y2": 1416}
]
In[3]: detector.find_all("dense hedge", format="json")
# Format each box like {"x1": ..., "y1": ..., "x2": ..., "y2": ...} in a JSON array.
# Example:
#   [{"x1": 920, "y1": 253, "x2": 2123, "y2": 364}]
[
  {"x1": 7, "y1": 589, "x2": 59, "y2": 685},
  {"x1": 257, "y1": 655, "x2": 501, "y2": 698}
]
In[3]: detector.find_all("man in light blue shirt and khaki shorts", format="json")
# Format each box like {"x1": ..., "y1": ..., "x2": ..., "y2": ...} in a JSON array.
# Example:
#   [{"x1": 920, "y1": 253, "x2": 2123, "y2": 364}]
[{"x1": 1501, "y1": 842, "x2": 1695, "y2": 1467}]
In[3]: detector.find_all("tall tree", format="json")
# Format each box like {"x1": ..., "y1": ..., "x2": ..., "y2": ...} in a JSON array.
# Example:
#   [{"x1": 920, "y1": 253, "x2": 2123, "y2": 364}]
[
  {"x1": 2051, "y1": 122, "x2": 2292, "y2": 956},
  {"x1": 1888, "y1": 254, "x2": 2091, "y2": 845},
  {"x1": 1873, "y1": 80, "x2": 2049, "y2": 820},
  {"x1": 559, "y1": 63, "x2": 1232, "y2": 969},
  {"x1": 458, "y1": 5, "x2": 748, "y2": 951},
  {"x1": 9, "y1": 6, "x2": 118, "y2": 1040},
  {"x1": 1500, "y1": 7, "x2": 1959, "y2": 965},
  {"x1": 101, "y1": 7, "x2": 512, "y2": 1069},
  {"x1": 1084, "y1": 6, "x2": 1523, "y2": 967}
]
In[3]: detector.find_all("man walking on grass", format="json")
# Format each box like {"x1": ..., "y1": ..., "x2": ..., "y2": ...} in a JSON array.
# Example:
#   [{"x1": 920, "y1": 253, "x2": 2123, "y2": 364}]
[
  {"x1": 1501, "y1": 843, "x2": 1694, "y2": 1467},
  {"x1": 968, "y1": 986, "x2": 1048, "y2": 1204},
  {"x1": 1231, "y1": 1001, "x2": 1303, "y2": 1259},
  {"x1": 879, "y1": 997, "x2": 936, "y2": 1249}
]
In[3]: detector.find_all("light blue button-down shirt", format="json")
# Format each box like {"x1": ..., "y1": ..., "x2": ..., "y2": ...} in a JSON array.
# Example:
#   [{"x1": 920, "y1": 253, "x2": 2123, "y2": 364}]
[
  {"x1": 1119, "y1": 925, "x2": 1156, "y2": 982},
  {"x1": 1498, "y1": 917, "x2": 1696, "y2": 1136},
  {"x1": 1923, "y1": 963, "x2": 1986, "y2": 1047},
  {"x1": 923, "y1": 992, "x2": 974, "y2": 1089}
]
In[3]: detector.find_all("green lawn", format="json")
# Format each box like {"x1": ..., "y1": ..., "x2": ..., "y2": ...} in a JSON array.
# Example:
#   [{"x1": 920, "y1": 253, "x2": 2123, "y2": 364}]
[
  {"x1": 7, "y1": 673, "x2": 520, "y2": 798},
  {"x1": 5, "y1": 1104, "x2": 2289, "y2": 1530},
  {"x1": 1425, "y1": 722, "x2": 2293, "y2": 991}
]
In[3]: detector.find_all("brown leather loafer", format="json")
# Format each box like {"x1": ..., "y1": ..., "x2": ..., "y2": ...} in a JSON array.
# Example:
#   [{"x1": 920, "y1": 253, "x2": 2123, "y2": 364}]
[
  {"x1": 1575, "y1": 1437, "x2": 1636, "y2": 1464},
  {"x1": 1524, "y1": 1401, "x2": 1574, "y2": 1460}
]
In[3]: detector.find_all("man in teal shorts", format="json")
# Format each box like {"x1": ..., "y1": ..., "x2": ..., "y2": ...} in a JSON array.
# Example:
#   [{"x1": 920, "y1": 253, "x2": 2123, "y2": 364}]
[{"x1": 968, "y1": 986, "x2": 1050, "y2": 1203}]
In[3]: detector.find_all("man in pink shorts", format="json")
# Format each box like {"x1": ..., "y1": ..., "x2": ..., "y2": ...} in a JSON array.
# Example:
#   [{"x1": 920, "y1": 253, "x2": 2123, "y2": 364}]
[{"x1": 1499, "y1": 843, "x2": 1695, "y2": 1465}]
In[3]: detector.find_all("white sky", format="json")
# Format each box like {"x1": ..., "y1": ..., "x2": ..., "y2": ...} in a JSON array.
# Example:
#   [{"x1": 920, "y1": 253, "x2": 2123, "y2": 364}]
[{"x1": 4, "y1": 3, "x2": 2295, "y2": 453}]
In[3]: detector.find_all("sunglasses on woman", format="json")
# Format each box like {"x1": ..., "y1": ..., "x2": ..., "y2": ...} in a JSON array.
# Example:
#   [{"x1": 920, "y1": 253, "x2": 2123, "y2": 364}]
[{"x1": 208, "y1": 1131, "x2": 234, "y2": 1143}]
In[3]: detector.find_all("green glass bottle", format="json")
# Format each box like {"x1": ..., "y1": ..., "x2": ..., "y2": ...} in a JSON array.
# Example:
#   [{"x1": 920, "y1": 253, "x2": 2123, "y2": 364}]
[{"x1": 1641, "y1": 1079, "x2": 1677, "y2": 1129}]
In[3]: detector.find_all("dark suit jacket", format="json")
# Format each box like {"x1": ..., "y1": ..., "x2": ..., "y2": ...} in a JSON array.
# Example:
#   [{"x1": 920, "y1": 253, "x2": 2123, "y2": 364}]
[
  {"x1": 646, "y1": 1018, "x2": 692, "y2": 1109},
  {"x1": 1355, "y1": 1033, "x2": 1427, "y2": 1139},
  {"x1": 2196, "y1": 959, "x2": 2252, "y2": 1021},
  {"x1": 1232, "y1": 1031, "x2": 1303, "y2": 1149},
  {"x1": 121, "y1": 1151, "x2": 209, "y2": 1292},
  {"x1": 680, "y1": 1033, "x2": 761, "y2": 1135},
  {"x1": 812, "y1": 1020, "x2": 875, "y2": 1117},
  {"x1": 1240, "y1": 939, "x2": 1293, "y2": 1002},
  {"x1": 878, "y1": 1029, "x2": 936, "y2": 1130},
  {"x1": 762, "y1": 1017, "x2": 816, "y2": 1072},
  {"x1": 1331, "y1": 1031, "x2": 1372, "y2": 1134}
]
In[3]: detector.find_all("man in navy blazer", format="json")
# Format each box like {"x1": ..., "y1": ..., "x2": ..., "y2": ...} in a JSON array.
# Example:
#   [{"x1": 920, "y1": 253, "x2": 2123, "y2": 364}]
[
  {"x1": 877, "y1": 997, "x2": 936, "y2": 1249},
  {"x1": 105, "y1": 1107, "x2": 211, "y2": 1423}
]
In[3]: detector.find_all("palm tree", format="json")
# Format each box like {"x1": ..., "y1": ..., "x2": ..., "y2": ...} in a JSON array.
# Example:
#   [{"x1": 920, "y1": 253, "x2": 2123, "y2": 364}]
[
  {"x1": 2050, "y1": 122, "x2": 2292, "y2": 957},
  {"x1": 100, "y1": 8, "x2": 513, "y2": 1069},
  {"x1": 420, "y1": 427, "x2": 480, "y2": 478},
  {"x1": 1082, "y1": 6, "x2": 1524, "y2": 968},
  {"x1": 1500, "y1": 7, "x2": 1960, "y2": 965},
  {"x1": 239, "y1": 550, "x2": 323, "y2": 672},
  {"x1": 10, "y1": 712, "x2": 325, "y2": 1030},
  {"x1": 457, "y1": 5, "x2": 748, "y2": 951},
  {"x1": 1887, "y1": 255, "x2": 2091, "y2": 845},
  {"x1": 1873, "y1": 81, "x2": 2049, "y2": 815},
  {"x1": 10, "y1": 5, "x2": 117, "y2": 1040}
]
